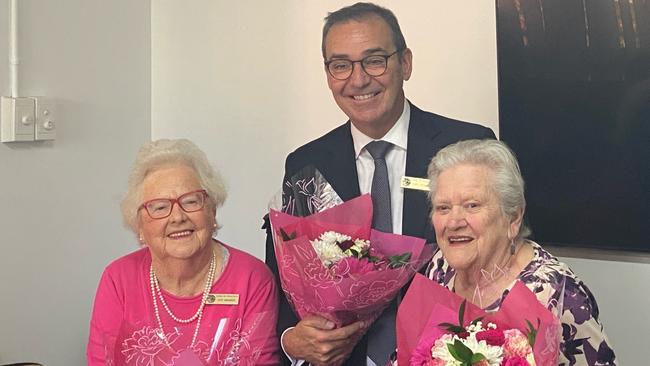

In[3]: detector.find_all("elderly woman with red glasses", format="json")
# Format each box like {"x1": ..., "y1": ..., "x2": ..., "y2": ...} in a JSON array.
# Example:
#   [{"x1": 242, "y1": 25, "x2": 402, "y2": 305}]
[{"x1": 87, "y1": 139, "x2": 279, "y2": 365}]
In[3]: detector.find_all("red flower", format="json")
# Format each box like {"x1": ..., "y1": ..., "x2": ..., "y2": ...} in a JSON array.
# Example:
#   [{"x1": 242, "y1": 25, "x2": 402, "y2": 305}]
[
  {"x1": 337, "y1": 239, "x2": 355, "y2": 251},
  {"x1": 502, "y1": 356, "x2": 530, "y2": 366},
  {"x1": 457, "y1": 331, "x2": 470, "y2": 339},
  {"x1": 476, "y1": 328, "x2": 505, "y2": 346}
]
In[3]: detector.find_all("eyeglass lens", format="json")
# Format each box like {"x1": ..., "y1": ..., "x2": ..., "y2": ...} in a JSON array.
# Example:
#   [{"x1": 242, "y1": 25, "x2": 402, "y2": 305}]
[
  {"x1": 327, "y1": 51, "x2": 398, "y2": 80},
  {"x1": 328, "y1": 56, "x2": 387, "y2": 79},
  {"x1": 144, "y1": 191, "x2": 205, "y2": 219}
]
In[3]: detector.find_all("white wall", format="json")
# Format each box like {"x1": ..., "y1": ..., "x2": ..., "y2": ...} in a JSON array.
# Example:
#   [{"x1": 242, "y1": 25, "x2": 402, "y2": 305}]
[
  {"x1": 0, "y1": 1, "x2": 150, "y2": 364},
  {"x1": 0, "y1": 1, "x2": 642, "y2": 364},
  {"x1": 152, "y1": 1, "x2": 646, "y2": 364},
  {"x1": 152, "y1": 0, "x2": 499, "y2": 256}
]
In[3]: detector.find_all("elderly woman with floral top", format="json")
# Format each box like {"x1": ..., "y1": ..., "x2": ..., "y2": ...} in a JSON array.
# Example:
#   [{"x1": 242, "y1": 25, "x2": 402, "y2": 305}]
[{"x1": 420, "y1": 139, "x2": 615, "y2": 365}]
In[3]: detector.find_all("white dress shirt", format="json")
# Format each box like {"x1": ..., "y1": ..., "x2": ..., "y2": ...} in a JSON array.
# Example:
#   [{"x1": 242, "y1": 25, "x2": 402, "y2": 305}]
[{"x1": 350, "y1": 99, "x2": 409, "y2": 235}]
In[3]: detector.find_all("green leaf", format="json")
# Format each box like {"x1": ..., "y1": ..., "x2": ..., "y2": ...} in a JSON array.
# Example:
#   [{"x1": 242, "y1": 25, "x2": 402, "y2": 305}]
[
  {"x1": 449, "y1": 339, "x2": 474, "y2": 362},
  {"x1": 525, "y1": 318, "x2": 540, "y2": 346},
  {"x1": 447, "y1": 342, "x2": 463, "y2": 362},
  {"x1": 367, "y1": 255, "x2": 381, "y2": 263},
  {"x1": 459, "y1": 300, "x2": 466, "y2": 326},
  {"x1": 387, "y1": 252, "x2": 412, "y2": 268},
  {"x1": 344, "y1": 247, "x2": 361, "y2": 257},
  {"x1": 525, "y1": 319, "x2": 534, "y2": 332},
  {"x1": 447, "y1": 326, "x2": 467, "y2": 334},
  {"x1": 470, "y1": 353, "x2": 487, "y2": 364}
]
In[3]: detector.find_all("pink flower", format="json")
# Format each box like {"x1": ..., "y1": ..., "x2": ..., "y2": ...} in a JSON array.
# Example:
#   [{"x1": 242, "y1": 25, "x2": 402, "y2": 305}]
[
  {"x1": 476, "y1": 329, "x2": 505, "y2": 346},
  {"x1": 501, "y1": 356, "x2": 531, "y2": 366},
  {"x1": 503, "y1": 329, "x2": 532, "y2": 358},
  {"x1": 425, "y1": 358, "x2": 446, "y2": 366},
  {"x1": 408, "y1": 332, "x2": 438, "y2": 366}
]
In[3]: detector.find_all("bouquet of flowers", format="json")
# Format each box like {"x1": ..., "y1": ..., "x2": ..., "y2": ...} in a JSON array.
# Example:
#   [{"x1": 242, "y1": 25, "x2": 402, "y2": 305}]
[
  {"x1": 396, "y1": 274, "x2": 561, "y2": 366},
  {"x1": 269, "y1": 166, "x2": 433, "y2": 327}
]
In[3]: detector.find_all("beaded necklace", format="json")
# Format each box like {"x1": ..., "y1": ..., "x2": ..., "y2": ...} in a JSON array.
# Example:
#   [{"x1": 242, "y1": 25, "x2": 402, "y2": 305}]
[{"x1": 149, "y1": 249, "x2": 216, "y2": 348}]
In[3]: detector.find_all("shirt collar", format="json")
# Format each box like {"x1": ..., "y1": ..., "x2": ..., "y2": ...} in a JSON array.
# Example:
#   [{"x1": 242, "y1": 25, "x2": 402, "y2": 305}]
[{"x1": 351, "y1": 99, "x2": 410, "y2": 158}]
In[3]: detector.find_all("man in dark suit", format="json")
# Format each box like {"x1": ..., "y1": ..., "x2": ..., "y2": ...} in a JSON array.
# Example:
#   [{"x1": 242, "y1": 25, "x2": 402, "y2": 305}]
[{"x1": 264, "y1": 3, "x2": 495, "y2": 365}]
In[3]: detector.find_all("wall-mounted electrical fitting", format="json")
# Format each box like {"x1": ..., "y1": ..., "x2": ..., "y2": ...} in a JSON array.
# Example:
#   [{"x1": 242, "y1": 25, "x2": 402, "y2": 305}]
[
  {"x1": 0, "y1": 97, "x2": 56, "y2": 142},
  {"x1": 1, "y1": 96, "x2": 35, "y2": 142},
  {"x1": 33, "y1": 97, "x2": 56, "y2": 141}
]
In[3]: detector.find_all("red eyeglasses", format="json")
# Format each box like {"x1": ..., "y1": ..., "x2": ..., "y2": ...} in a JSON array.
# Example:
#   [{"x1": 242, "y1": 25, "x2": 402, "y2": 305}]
[{"x1": 139, "y1": 189, "x2": 208, "y2": 219}]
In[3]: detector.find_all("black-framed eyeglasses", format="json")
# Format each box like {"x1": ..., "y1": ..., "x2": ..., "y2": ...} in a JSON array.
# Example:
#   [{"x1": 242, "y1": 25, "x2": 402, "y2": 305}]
[
  {"x1": 324, "y1": 50, "x2": 401, "y2": 80},
  {"x1": 139, "y1": 189, "x2": 208, "y2": 219}
]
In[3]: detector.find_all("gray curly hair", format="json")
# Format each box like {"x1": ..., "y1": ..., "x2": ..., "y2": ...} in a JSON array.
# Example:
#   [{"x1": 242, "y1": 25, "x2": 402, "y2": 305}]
[
  {"x1": 427, "y1": 139, "x2": 531, "y2": 241},
  {"x1": 121, "y1": 139, "x2": 227, "y2": 235}
]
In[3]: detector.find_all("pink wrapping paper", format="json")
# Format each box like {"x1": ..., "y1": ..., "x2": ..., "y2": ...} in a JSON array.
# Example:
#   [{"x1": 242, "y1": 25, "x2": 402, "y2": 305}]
[
  {"x1": 396, "y1": 274, "x2": 561, "y2": 366},
  {"x1": 269, "y1": 195, "x2": 433, "y2": 327},
  {"x1": 104, "y1": 311, "x2": 277, "y2": 366}
]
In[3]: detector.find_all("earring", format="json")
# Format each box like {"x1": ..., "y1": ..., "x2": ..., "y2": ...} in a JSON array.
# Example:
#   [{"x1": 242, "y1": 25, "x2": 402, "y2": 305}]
[
  {"x1": 510, "y1": 239, "x2": 516, "y2": 255},
  {"x1": 213, "y1": 223, "x2": 217, "y2": 229},
  {"x1": 139, "y1": 234, "x2": 145, "y2": 244}
]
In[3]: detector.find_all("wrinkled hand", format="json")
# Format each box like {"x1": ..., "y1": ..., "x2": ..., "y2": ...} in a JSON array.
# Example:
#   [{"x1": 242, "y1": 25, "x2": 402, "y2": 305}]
[{"x1": 282, "y1": 315, "x2": 368, "y2": 366}]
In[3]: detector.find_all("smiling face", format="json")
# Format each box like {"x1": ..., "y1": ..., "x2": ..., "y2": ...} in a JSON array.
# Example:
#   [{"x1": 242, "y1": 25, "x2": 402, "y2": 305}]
[
  {"x1": 431, "y1": 164, "x2": 521, "y2": 275},
  {"x1": 324, "y1": 15, "x2": 412, "y2": 139},
  {"x1": 138, "y1": 164, "x2": 216, "y2": 262}
]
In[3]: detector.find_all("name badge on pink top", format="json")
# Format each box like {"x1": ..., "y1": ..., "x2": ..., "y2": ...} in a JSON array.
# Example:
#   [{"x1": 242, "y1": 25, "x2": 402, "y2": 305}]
[{"x1": 206, "y1": 293, "x2": 239, "y2": 305}]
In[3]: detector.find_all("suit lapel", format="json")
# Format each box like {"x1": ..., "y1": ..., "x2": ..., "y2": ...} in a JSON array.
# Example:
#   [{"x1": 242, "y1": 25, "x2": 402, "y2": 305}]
[
  {"x1": 320, "y1": 122, "x2": 361, "y2": 202},
  {"x1": 403, "y1": 104, "x2": 439, "y2": 242}
]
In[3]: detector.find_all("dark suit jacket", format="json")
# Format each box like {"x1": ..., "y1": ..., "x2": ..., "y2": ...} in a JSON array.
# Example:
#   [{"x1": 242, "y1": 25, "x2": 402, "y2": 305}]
[{"x1": 264, "y1": 102, "x2": 495, "y2": 365}]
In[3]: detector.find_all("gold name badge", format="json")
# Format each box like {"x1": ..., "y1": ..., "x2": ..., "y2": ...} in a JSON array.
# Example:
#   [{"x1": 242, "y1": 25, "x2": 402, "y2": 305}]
[
  {"x1": 205, "y1": 294, "x2": 239, "y2": 305},
  {"x1": 400, "y1": 176, "x2": 430, "y2": 191}
]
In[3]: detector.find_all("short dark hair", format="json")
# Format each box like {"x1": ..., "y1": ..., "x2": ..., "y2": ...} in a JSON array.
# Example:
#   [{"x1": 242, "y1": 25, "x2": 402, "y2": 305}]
[{"x1": 321, "y1": 2, "x2": 407, "y2": 58}]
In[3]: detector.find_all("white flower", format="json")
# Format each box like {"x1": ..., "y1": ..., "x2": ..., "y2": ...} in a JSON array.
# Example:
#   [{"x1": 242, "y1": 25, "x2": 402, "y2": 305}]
[
  {"x1": 311, "y1": 231, "x2": 351, "y2": 266},
  {"x1": 467, "y1": 321, "x2": 486, "y2": 333},
  {"x1": 343, "y1": 239, "x2": 370, "y2": 257},
  {"x1": 461, "y1": 334, "x2": 503, "y2": 365},
  {"x1": 353, "y1": 238, "x2": 370, "y2": 250},
  {"x1": 319, "y1": 231, "x2": 351, "y2": 244},
  {"x1": 431, "y1": 334, "x2": 462, "y2": 365},
  {"x1": 311, "y1": 239, "x2": 346, "y2": 266},
  {"x1": 526, "y1": 352, "x2": 537, "y2": 366},
  {"x1": 430, "y1": 328, "x2": 503, "y2": 366},
  {"x1": 311, "y1": 231, "x2": 372, "y2": 266}
]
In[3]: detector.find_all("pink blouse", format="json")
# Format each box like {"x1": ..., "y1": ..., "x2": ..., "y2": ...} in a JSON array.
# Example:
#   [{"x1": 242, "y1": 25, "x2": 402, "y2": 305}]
[{"x1": 87, "y1": 243, "x2": 279, "y2": 365}]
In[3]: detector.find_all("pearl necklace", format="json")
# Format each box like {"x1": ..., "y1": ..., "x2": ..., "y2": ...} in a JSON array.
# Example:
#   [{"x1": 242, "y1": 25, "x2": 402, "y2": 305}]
[{"x1": 150, "y1": 249, "x2": 216, "y2": 348}]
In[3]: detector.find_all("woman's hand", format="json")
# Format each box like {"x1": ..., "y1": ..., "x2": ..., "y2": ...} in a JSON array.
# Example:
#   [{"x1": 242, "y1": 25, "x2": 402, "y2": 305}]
[{"x1": 282, "y1": 315, "x2": 368, "y2": 365}]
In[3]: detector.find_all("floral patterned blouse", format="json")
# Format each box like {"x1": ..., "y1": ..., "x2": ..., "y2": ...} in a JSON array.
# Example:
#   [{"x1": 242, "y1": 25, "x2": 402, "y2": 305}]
[{"x1": 427, "y1": 241, "x2": 616, "y2": 366}]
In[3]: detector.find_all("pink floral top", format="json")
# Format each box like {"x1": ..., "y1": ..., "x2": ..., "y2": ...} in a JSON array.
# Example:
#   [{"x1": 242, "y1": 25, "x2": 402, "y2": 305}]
[{"x1": 87, "y1": 242, "x2": 279, "y2": 365}]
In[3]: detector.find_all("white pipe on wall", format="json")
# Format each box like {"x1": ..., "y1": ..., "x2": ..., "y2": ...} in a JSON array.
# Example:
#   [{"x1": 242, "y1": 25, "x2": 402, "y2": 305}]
[{"x1": 9, "y1": 0, "x2": 19, "y2": 97}]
